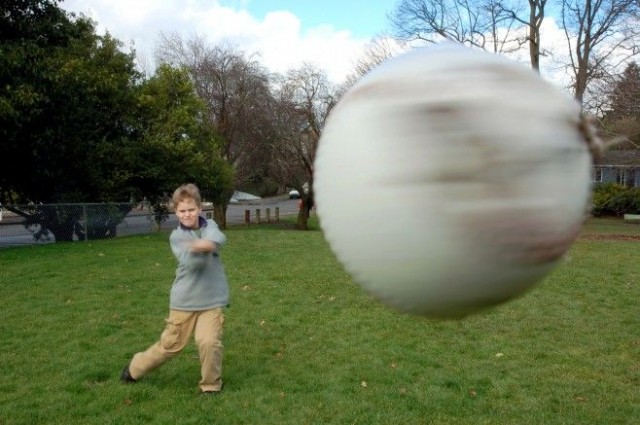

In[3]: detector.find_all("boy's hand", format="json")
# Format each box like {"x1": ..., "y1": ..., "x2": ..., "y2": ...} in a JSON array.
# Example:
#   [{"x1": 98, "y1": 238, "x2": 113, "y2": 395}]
[{"x1": 189, "y1": 239, "x2": 216, "y2": 253}]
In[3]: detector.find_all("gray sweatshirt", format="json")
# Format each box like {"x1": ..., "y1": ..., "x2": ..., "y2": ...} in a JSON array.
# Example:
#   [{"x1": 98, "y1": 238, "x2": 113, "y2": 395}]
[{"x1": 168, "y1": 216, "x2": 230, "y2": 311}]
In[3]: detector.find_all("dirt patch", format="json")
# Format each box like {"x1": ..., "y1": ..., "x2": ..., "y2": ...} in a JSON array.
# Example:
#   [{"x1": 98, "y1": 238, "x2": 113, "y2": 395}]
[{"x1": 580, "y1": 234, "x2": 640, "y2": 241}]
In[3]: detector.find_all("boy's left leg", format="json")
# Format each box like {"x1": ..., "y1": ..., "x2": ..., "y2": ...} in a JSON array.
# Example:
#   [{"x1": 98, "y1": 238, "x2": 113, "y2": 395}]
[
  {"x1": 127, "y1": 310, "x2": 197, "y2": 381},
  {"x1": 194, "y1": 308, "x2": 224, "y2": 393}
]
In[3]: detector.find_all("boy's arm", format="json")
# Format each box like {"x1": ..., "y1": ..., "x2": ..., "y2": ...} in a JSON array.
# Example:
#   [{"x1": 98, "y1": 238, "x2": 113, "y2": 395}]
[
  {"x1": 170, "y1": 232, "x2": 210, "y2": 268},
  {"x1": 200, "y1": 219, "x2": 227, "y2": 252}
]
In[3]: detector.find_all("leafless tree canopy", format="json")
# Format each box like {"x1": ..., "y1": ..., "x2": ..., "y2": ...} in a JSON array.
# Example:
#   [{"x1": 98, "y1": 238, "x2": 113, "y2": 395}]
[
  {"x1": 154, "y1": 33, "x2": 280, "y2": 226},
  {"x1": 561, "y1": 0, "x2": 640, "y2": 106},
  {"x1": 386, "y1": 0, "x2": 639, "y2": 108},
  {"x1": 155, "y1": 33, "x2": 275, "y2": 177},
  {"x1": 155, "y1": 34, "x2": 342, "y2": 229},
  {"x1": 389, "y1": 0, "x2": 528, "y2": 54},
  {"x1": 270, "y1": 64, "x2": 337, "y2": 228},
  {"x1": 507, "y1": 0, "x2": 547, "y2": 70}
]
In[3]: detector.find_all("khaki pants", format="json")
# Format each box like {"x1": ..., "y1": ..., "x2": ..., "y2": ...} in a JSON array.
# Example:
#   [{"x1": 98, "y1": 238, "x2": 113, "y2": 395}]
[{"x1": 128, "y1": 308, "x2": 224, "y2": 392}]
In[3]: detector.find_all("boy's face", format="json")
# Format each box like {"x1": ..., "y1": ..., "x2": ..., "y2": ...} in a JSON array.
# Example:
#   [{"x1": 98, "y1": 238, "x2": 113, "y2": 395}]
[{"x1": 175, "y1": 198, "x2": 202, "y2": 229}]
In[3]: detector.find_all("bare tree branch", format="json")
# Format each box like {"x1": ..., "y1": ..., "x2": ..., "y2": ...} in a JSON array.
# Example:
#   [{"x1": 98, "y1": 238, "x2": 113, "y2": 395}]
[{"x1": 560, "y1": 0, "x2": 640, "y2": 107}]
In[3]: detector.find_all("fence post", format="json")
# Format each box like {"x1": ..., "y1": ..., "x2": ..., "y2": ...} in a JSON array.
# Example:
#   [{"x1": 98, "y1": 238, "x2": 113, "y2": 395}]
[
  {"x1": 244, "y1": 210, "x2": 250, "y2": 225},
  {"x1": 266, "y1": 208, "x2": 271, "y2": 223},
  {"x1": 256, "y1": 209, "x2": 261, "y2": 224},
  {"x1": 83, "y1": 204, "x2": 88, "y2": 241},
  {"x1": 275, "y1": 207, "x2": 279, "y2": 222}
]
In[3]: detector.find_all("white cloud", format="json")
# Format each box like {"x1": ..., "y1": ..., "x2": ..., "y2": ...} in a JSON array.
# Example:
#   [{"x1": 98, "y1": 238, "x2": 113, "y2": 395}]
[{"x1": 61, "y1": 0, "x2": 369, "y2": 83}]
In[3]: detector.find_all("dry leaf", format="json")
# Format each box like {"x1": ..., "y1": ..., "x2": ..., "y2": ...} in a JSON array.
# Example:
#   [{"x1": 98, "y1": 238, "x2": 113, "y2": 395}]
[
  {"x1": 495, "y1": 352, "x2": 504, "y2": 357},
  {"x1": 390, "y1": 362, "x2": 398, "y2": 369},
  {"x1": 469, "y1": 389, "x2": 477, "y2": 397},
  {"x1": 361, "y1": 381, "x2": 368, "y2": 388}
]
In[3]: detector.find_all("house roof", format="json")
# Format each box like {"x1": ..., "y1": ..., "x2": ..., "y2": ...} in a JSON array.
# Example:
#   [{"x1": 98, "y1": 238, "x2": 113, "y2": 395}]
[{"x1": 594, "y1": 149, "x2": 640, "y2": 167}]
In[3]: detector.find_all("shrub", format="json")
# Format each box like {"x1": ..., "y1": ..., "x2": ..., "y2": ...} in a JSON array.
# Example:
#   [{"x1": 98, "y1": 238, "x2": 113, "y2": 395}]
[{"x1": 591, "y1": 183, "x2": 640, "y2": 216}]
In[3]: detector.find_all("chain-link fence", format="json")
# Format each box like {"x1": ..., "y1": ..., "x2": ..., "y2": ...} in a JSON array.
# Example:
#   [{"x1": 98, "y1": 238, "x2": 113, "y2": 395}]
[
  {"x1": 0, "y1": 203, "x2": 178, "y2": 248},
  {"x1": 0, "y1": 200, "x2": 298, "y2": 248}
]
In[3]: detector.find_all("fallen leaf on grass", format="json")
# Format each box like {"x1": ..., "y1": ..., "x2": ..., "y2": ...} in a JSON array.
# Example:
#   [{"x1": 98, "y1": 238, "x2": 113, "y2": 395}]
[{"x1": 361, "y1": 381, "x2": 368, "y2": 388}]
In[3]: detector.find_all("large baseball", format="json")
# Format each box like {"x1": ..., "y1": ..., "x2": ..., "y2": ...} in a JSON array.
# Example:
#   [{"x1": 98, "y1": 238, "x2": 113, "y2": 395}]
[{"x1": 314, "y1": 43, "x2": 592, "y2": 318}]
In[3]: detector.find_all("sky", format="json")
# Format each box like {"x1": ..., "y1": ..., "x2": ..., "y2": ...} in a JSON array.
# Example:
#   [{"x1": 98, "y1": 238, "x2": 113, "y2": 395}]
[
  {"x1": 59, "y1": 0, "x2": 397, "y2": 83},
  {"x1": 58, "y1": 0, "x2": 588, "y2": 90}
]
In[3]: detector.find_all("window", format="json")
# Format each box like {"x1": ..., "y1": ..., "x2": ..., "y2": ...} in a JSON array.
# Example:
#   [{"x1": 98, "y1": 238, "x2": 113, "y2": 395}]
[
  {"x1": 629, "y1": 170, "x2": 636, "y2": 188},
  {"x1": 616, "y1": 169, "x2": 637, "y2": 187},
  {"x1": 592, "y1": 168, "x2": 603, "y2": 183},
  {"x1": 616, "y1": 170, "x2": 627, "y2": 186}
]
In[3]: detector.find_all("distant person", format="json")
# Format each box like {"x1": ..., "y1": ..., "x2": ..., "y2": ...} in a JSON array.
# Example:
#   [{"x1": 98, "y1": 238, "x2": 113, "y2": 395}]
[{"x1": 120, "y1": 183, "x2": 230, "y2": 395}]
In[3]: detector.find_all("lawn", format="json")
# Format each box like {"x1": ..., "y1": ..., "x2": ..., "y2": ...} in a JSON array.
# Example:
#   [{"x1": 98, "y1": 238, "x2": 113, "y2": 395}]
[{"x1": 0, "y1": 217, "x2": 638, "y2": 424}]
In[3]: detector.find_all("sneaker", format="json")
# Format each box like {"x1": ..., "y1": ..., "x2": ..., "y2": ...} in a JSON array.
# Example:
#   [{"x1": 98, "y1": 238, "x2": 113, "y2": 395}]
[{"x1": 120, "y1": 364, "x2": 137, "y2": 383}]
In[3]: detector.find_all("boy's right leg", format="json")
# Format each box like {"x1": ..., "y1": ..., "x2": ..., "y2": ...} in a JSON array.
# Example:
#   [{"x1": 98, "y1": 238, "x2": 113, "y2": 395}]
[{"x1": 126, "y1": 310, "x2": 197, "y2": 380}]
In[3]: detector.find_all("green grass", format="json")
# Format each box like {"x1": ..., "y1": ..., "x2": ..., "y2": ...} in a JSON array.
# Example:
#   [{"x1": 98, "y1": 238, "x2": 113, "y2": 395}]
[
  {"x1": 581, "y1": 216, "x2": 640, "y2": 236},
  {"x1": 0, "y1": 217, "x2": 638, "y2": 424}
]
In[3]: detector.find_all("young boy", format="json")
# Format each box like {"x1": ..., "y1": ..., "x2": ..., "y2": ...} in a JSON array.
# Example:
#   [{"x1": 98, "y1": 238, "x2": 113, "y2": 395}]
[{"x1": 120, "y1": 183, "x2": 229, "y2": 395}]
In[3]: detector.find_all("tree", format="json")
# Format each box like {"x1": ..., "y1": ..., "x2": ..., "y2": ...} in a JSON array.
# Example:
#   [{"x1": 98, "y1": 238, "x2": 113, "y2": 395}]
[
  {"x1": 390, "y1": 0, "x2": 516, "y2": 52},
  {"x1": 602, "y1": 62, "x2": 640, "y2": 146},
  {"x1": 155, "y1": 34, "x2": 274, "y2": 227},
  {"x1": 271, "y1": 64, "x2": 337, "y2": 230},
  {"x1": 0, "y1": 2, "x2": 233, "y2": 241},
  {"x1": 0, "y1": 1, "x2": 144, "y2": 241},
  {"x1": 560, "y1": 0, "x2": 640, "y2": 106},
  {"x1": 388, "y1": 0, "x2": 549, "y2": 70},
  {"x1": 609, "y1": 62, "x2": 640, "y2": 118},
  {"x1": 132, "y1": 64, "x2": 234, "y2": 226},
  {"x1": 506, "y1": 0, "x2": 547, "y2": 71},
  {"x1": 0, "y1": 1, "x2": 141, "y2": 205}
]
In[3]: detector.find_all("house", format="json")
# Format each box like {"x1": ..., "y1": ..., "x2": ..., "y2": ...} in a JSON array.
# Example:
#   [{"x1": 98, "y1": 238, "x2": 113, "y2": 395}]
[
  {"x1": 592, "y1": 149, "x2": 640, "y2": 187},
  {"x1": 229, "y1": 191, "x2": 261, "y2": 203}
]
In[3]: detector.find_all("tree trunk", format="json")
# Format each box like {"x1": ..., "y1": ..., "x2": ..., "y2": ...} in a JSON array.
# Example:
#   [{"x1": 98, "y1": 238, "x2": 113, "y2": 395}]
[
  {"x1": 295, "y1": 194, "x2": 314, "y2": 230},
  {"x1": 296, "y1": 206, "x2": 309, "y2": 230},
  {"x1": 213, "y1": 202, "x2": 227, "y2": 229}
]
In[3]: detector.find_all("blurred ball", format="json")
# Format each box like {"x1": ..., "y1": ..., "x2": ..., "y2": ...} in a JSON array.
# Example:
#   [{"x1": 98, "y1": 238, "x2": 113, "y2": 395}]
[{"x1": 314, "y1": 43, "x2": 592, "y2": 318}]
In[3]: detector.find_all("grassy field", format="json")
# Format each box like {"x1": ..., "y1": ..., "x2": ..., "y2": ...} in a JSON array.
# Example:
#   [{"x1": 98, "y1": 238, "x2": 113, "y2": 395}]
[{"x1": 0, "y1": 217, "x2": 638, "y2": 424}]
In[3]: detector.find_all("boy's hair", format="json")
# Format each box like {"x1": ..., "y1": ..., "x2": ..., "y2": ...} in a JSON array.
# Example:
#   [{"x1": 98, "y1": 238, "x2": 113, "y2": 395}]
[{"x1": 172, "y1": 183, "x2": 202, "y2": 208}]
